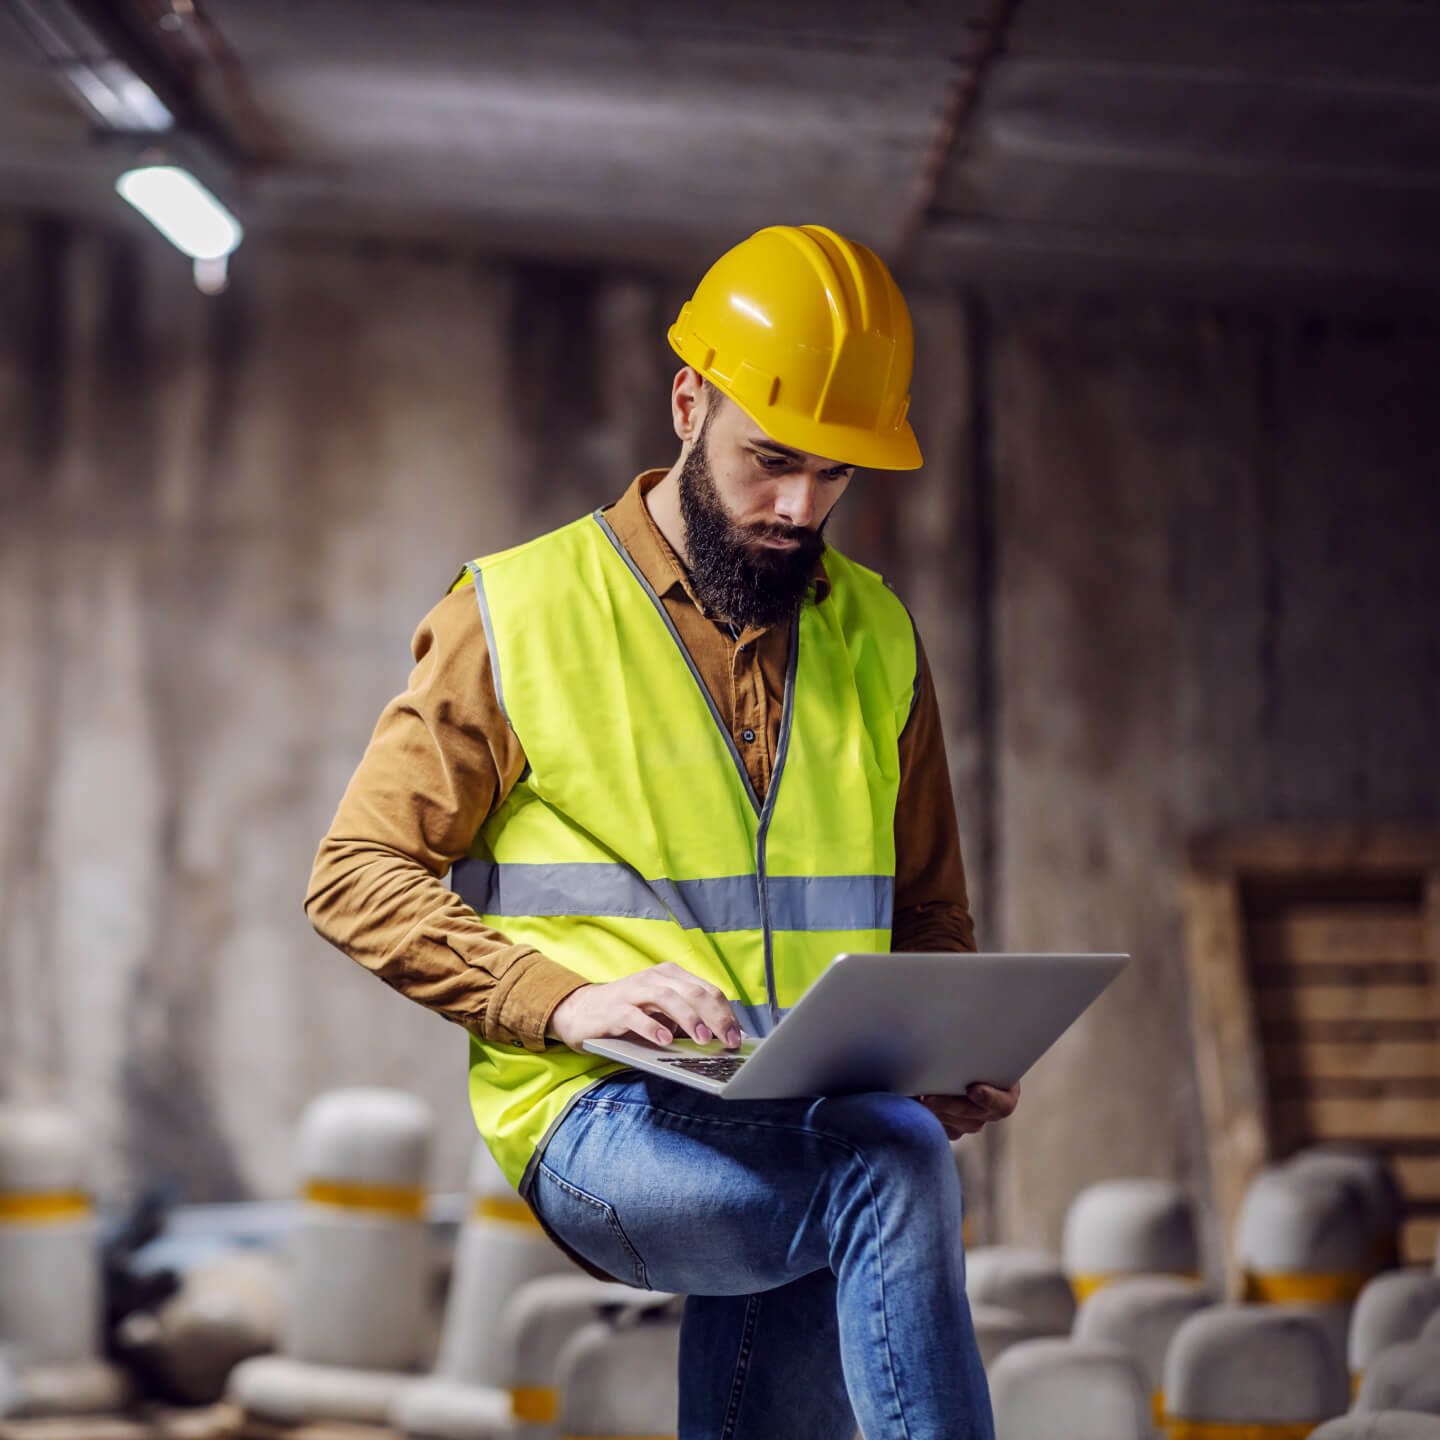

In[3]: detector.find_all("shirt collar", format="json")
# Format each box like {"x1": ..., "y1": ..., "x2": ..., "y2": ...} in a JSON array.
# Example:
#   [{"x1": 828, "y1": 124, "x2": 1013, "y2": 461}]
[{"x1": 603, "y1": 469, "x2": 832, "y2": 622}]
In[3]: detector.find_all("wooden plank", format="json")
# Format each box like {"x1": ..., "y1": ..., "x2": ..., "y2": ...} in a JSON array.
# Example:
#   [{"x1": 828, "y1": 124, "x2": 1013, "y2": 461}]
[
  {"x1": 1401, "y1": 1216, "x2": 1439, "y2": 1266},
  {"x1": 1253, "y1": 960, "x2": 1433, "y2": 988},
  {"x1": 1182, "y1": 872, "x2": 1271, "y2": 1297},
  {"x1": 1189, "y1": 827, "x2": 1440, "y2": 876},
  {"x1": 1261, "y1": 1018, "x2": 1440, "y2": 1045},
  {"x1": 1394, "y1": 1153, "x2": 1440, "y2": 1199},
  {"x1": 1251, "y1": 908, "x2": 1425, "y2": 964},
  {"x1": 1267, "y1": 1043, "x2": 1440, "y2": 1081},
  {"x1": 1272, "y1": 1077, "x2": 1440, "y2": 1102},
  {"x1": 1427, "y1": 869, "x2": 1440, "y2": 967},
  {"x1": 1256, "y1": 985, "x2": 1440, "y2": 1023},
  {"x1": 1273, "y1": 1096, "x2": 1440, "y2": 1142}
]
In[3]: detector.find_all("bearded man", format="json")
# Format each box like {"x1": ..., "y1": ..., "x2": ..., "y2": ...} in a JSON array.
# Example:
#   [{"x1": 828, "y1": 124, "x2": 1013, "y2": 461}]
[{"x1": 307, "y1": 225, "x2": 1017, "y2": 1440}]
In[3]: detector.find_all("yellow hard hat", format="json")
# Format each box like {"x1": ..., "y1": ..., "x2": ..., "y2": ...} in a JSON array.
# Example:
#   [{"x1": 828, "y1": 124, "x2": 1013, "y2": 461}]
[{"x1": 667, "y1": 225, "x2": 922, "y2": 471}]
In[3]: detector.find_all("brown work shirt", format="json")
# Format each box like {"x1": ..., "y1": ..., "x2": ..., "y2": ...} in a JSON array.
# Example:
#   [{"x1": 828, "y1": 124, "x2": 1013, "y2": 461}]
[{"x1": 305, "y1": 471, "x2": 975, "y2": 1049}]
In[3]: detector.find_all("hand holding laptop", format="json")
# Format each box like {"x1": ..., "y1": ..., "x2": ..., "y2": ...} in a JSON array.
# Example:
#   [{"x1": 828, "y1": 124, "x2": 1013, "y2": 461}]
[{"x1": 918, "y1": 1082, "x2": 1021, "y2": 1139}]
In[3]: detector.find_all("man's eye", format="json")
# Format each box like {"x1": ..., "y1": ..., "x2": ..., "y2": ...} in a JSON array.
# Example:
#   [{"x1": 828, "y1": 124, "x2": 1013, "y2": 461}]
[{"x1": 755, "y1": 455, "x2": 788, "y2": 470}]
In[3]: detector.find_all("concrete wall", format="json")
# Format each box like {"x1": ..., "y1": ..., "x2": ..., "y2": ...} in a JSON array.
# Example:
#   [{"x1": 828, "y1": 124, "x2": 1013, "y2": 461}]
[
  {"x1": 984, "y1": 303, "x2": 1440, "y2": 1257},
  {"x1": 2, "y1": 217, "x2": 1438, "y2": 1265},
  {"x1": 0, "y1": 219, "x2": 679, "y2": 1202}
]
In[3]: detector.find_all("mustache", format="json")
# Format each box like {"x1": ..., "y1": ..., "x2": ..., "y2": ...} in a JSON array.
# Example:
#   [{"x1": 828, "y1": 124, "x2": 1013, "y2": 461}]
[{"x1": 741, "y1": 521, "x2": 822, "y2": 547}]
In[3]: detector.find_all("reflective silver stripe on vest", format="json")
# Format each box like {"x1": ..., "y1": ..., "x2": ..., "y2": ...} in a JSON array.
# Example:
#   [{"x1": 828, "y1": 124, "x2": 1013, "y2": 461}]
[
  {"x1": 451, "y1": 859, "x2": 892, "y2": 933},
  {"x1": 465, "y1": 562, "x2": 509, "y2": 726}
]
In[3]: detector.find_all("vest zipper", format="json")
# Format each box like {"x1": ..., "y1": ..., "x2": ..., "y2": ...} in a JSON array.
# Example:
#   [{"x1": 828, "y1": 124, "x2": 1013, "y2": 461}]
[
  {"x1": 755, "y1": 614, "x2": 800, "y2": 1026},
  {"x1": 594, "y1": 512, "x2": 799, "y2": 1025}
]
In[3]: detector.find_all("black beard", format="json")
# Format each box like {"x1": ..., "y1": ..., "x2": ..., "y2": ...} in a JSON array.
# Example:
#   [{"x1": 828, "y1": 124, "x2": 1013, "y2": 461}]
[{"x1": 677, "y1": 416, "x2": 827, "y2": 631}]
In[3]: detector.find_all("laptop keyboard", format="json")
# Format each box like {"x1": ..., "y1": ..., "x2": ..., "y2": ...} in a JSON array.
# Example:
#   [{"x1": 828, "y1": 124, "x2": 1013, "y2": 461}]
[{"x1": 656, "y1": 1053, "x2": 748, "y2": 1082}]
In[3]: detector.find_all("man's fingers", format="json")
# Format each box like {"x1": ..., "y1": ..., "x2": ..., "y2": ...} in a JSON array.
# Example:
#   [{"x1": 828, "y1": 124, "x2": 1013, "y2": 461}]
[
  {"x1": 551, "y1": 968, "x2": 744, "y2": 1052},
  {"x1": 625, "y1": 1005, "x2": 674, "y2": 1045},
  {"x1": 650, "y1": 989, "x2": 712, "y2": 1045},
  {"x1": 966, "y1": 1083, "x2": 1021, "y2": 1119},
  {"x1": 943, "y1": 1122, "x2": 984, "y2": 1139},
  {"x1": 631, "y1": 986, "x2": 741, "y2": 1049},
  {"x1": 696, "y1": 995, "x2": 743, "y2": 1047},
  {"x1": 656, "y1": 962, "x2": 728, "y2": 1000},
  {"x1": 633, "y1": 977, "x2": 741, "y2": 1049},
  {"x1": 926, "y1": 1096, "x2": 988, "y2": 1122},
  {"x1": 661, "y1": 976, "x2": 741, "y2": 1044},
  {"x1": 917, "y1": 1092, "x2": 1007, "y2": 1141}
]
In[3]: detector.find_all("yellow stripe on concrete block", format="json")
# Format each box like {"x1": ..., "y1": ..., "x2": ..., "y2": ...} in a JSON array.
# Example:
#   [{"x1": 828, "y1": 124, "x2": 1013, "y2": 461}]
[
  {"x1": 475, "y1": 1193, "x2": 541, "y2": 1228},
  {"x1": 302, "y1": 1178, "x2": 425, "y2": 1218},
  {"x1": 1070, "y1": 1270, "x2": 1202, "y2": 1304},
  {"x1": 511, "y1": 1385, "x2": 558, "y2": 1423},
  {"x1": 0, "y1": 1190, "x2": 91, "y2": 1223},
  {"x1": 1242, "y1": 1269, "x2": 1372, "y2": 1305}
]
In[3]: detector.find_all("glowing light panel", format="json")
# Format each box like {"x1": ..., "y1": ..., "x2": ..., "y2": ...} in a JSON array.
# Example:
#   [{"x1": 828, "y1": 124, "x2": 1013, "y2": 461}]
[{"x1": 115, "y1": 166, "x2": 242, "y2": 260}]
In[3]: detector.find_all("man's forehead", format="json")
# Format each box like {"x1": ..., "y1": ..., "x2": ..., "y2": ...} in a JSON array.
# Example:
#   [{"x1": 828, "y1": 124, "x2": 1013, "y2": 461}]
[{"x1": 726, "y1": 409, "x2": 849, "y2": 470}]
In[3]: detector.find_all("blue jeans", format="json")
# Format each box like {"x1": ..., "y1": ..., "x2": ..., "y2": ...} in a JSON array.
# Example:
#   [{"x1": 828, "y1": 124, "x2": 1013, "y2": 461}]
[{"x1": 528, "y1": 1072, "x2": 995, "y2": 1440}]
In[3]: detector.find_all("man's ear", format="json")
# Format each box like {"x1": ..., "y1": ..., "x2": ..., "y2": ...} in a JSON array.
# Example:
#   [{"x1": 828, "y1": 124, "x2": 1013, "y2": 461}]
[{"x1": 671, "y1": 366, "x2": 706, "y2": 443}]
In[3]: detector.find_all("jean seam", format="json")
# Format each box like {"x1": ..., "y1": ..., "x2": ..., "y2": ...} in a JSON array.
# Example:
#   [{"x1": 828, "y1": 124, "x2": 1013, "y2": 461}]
[
  {"x1": 536, "y1": 1161, "x2": 649, "y2": 1288},
  {"x1": 719, "y1": 1293, "x2": 761, "y2": 1440},
  {"x1": 851, "y1": 1148, "x2": 913, "y2": 1440}
]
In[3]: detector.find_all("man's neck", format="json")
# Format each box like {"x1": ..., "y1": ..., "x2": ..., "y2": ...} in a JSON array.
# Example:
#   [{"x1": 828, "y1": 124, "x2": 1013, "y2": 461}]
[{"x1": 644, "y1": 466, "x2": 690, "y2": 568}]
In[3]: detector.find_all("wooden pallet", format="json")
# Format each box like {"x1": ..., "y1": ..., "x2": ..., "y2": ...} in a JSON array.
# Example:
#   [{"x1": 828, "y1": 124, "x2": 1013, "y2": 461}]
[{"x1": 1183, "y1": 827, "x2": 1440, "y2": 1291}]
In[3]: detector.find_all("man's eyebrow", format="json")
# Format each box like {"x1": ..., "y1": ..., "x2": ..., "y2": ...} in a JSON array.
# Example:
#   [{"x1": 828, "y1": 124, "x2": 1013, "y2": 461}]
[{"x1": 749, "y1": 439, "x2": 852, "y2": 469}]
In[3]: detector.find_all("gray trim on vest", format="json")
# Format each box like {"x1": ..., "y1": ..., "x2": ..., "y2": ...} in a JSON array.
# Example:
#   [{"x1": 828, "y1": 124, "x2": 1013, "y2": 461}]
[
  {"x1": 592, "y1": 510, "x2": 763, "y2": 817},
  {"x1": 465, "y1": 561, "x2": 509, "y2": 726},
  {"x1": 755, "y1": 611, "x2": 800, "y2": 1025},
  {"x1": 451, "y1": 858, "x2": 893, "y2": 934},
  {"x1": 905, "y1": 605, "x2": 922, "y2": 730}
]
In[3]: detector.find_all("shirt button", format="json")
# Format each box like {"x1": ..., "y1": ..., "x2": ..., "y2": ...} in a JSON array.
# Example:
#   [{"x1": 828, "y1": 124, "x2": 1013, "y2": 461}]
[{"x1": 742, "y1": 729, "x2": 756, "y2": 743}]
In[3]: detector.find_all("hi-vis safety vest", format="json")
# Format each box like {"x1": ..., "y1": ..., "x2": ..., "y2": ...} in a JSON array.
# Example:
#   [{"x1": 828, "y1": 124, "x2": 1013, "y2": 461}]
[{"x1": 449, "y1": 510, "x2": 918, "y2": 1191}]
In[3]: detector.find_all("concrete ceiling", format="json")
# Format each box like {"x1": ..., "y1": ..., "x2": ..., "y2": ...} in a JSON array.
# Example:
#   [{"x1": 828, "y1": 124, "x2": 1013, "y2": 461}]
[
  {"x1": 3, "y1": 0, "x2": 1440, "y2": 305},
  {"x1": 910, "y1": 0, "x2": 1440, "y2": 306},
  {"x1": 0, "y1": 0, "x2": 970, "y2": 273}
]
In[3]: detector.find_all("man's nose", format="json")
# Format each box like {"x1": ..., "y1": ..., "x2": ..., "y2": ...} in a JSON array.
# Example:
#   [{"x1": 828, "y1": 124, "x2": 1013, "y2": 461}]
[{"x1": 773, "y1": 474, "x2": 819, "y2": 529}]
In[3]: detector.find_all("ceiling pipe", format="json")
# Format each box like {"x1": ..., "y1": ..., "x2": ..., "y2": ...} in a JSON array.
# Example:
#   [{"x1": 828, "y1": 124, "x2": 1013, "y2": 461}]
[{"x1": 895, "y1": 0, "x2": 1024, "y2": 267}]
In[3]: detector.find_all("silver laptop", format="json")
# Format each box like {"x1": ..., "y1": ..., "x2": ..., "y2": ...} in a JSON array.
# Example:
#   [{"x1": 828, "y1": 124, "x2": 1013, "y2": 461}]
[{"x1": 582, "y1": 951, "x2": 1128, "y2": 1099}]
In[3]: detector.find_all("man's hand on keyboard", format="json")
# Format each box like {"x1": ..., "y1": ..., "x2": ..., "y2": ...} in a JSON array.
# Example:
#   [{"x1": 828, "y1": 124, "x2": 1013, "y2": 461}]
[
  {"x1": 549, "y1": 961, "x2": 744, "y2": 1053},
  {"x1": 916, "y1": 1082, "x2": 1021, "y2": 1140}
]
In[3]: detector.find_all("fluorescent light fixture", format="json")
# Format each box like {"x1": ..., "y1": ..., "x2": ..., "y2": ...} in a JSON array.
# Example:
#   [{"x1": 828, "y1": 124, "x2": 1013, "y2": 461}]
[
  {"x1": 64, "y1": 59, "x2": 174, "y2": 133},
  {"x1": 115, "y1": 165, "x2": 242, "y2": 261}
]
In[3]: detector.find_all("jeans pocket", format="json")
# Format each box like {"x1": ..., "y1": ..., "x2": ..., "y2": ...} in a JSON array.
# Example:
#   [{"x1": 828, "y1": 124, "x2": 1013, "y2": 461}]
[{"x1": 532, "y1": 1162, "x2": 649, "y2": 1288}]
